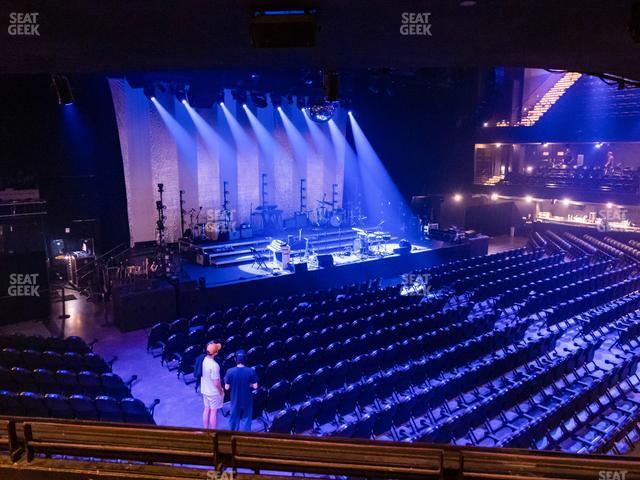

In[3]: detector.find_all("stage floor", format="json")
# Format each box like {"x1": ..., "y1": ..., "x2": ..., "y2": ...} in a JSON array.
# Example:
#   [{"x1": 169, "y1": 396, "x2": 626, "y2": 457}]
[{"x1": 179, "y1": 240, "x2": 437, "y2": 288}]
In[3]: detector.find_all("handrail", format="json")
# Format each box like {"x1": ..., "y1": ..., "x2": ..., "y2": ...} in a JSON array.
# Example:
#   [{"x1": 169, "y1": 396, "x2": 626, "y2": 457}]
[{"x1": 0, "y1": 416, "x2": 638, "y2": 479}]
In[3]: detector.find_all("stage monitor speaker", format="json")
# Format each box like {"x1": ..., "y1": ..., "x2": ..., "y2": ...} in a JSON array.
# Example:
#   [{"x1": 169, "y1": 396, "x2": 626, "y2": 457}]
[
  {"x1": 393, "y1": 246, "x2": 412, "y2": 255},
  {"x1": 294, "y1": 262, "x2": 308, "y2": 273},
  {"x1": 317, "y1": 254, "x2": 334, "y2": 268}
]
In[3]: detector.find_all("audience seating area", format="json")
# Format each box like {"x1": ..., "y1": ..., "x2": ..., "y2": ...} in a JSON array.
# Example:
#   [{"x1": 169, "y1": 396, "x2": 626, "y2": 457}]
[
  {"x1": 146, "y1": 233, "x2": 640, "y2": 455},
  {"x1": 0, "y1": 335, "x2": 157, "y2": 424},
  {"x1": 500, "y1": 166, "x2": 640, "y2": 194}
]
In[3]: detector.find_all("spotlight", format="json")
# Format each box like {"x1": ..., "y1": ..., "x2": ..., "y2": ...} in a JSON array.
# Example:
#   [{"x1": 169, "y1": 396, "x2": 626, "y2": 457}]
[
  {"x1": 482, "y1": 122, "x2": 489, "y2": 127},
  {"x1": 52, "y1": 75, "x2": 74, "y2": 105},
  {"x1": 150, "y1": 96, "x2": 156, "y2": 102},
  {"x1": 174, "y1": 85, "x2": 188, "y2": 104},
  {"x1": 595, "y1": 142, "x2": 603, "y2": 148},
  {"x1": 496, "y1": 143, "x2": 502, "y2": 148},
  {"x1": 348, "y1": 110, "x2": 353, "y2": 116},
  {"x1": 219, "y1": 101, "x2": 224, "y2": 107},
  {"x1": 453, "y1": 193, "x2": 463, "y2": 202},
  {"x1": 308, "y1": 100, "x2": 337, "y2": 123},
  {"x1": 606, "y1": 202, "x2": 614, "y2": 209},
  {"x1": 277, "y1": 106, "x2": 283, "y2": 111},
  {"x1": 562, "y1": 198, "x2": 571, "y2": 206},
  {"x1": 490, "y1": 193, "x2": 499, "y2": 201},
  {"x1": 250, "y1": 92, "x2": 267, "y2": 108},
  {"x1": 525, "y1": 195, "x2": 533, "y2": 203},
  {"x1": 543, "y1": 142, "x2": 549, "y2": 147},
  {"x1": 181, "y1": 99, "x2": 188, "y2": 105},
  {"x1": 231, "y1": 89, "x2": 247, "y2": 105},
  {"x1": 526, "y1": 165, "x2": 534, "y2": 173},
  {"x1": 243, "y1": 103, "x2": 247, "y2": 108}
]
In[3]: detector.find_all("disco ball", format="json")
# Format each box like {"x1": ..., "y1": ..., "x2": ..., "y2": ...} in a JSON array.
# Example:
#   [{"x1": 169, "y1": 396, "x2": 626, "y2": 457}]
[{"x1": 308, "y1": 101, "x2": 338, "y2": 123}]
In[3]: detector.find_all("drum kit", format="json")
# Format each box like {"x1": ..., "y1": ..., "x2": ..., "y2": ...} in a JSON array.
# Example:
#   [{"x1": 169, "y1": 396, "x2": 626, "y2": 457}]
[
  {"x1": 185, "y1": 207, "x2": 233, "y2": 243},
  {"x1": 351, "y1": 226, "x2": 391, "y2": 257}
]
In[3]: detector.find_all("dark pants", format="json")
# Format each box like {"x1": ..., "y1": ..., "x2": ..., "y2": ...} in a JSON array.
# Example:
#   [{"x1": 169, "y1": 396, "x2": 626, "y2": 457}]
[{"x1": 229, "y1": 403, "x2": 253, "y2": 431}]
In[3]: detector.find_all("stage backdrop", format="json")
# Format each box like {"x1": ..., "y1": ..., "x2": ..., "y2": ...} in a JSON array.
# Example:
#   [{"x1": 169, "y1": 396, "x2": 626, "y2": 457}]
[{"x1": 108, "y1": 79, "x2": 346, "y2": 246}]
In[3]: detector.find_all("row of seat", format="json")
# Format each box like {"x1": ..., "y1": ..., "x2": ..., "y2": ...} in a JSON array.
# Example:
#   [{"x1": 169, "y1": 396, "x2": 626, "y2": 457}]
[
  {"x1": 0, "y1": 390, "x2": 156, "y2": 424},
  {"x1": 0, "y1": 348, "x2": 112, "y2": 374},
  {"x1": 261, "y1": 315, "x2": 539, "y2": 437},
  {"x1": 452, "y1": 254, "x2": 563, "y2": 294},
  {"x1": 473, "y1": 253, "x2": 581, "y2": 301},
  {"x1": 0, "y1": 335, "x2": 92, "y2": 354},
  {"x1": 604, "y1": 236, "x2": 640, "y2": 260},
  {"x1": 500, "y1": 354, "x2": 640, "y2": 449},
  {"x1": 0, "y1": 366, "x2": 133, "y2": 399},
  {"x1": 519, "y1": 264, "x2": 635, "y2": 316},
  {"x1": 545, "y1": 275, "x2": 640, "y2": 326},
  {"x1": 496, "y1": 259, "x2": 607, "y2": 308}
]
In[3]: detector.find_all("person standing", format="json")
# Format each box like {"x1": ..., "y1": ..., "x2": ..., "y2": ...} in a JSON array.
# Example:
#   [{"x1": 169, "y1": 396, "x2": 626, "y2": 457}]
[
  {"x1": 224, "y1": 350, "x2": 258, "y2": 431},
  {"x1": 200, "y1": 342, "x2": 223, "y2": 430}
]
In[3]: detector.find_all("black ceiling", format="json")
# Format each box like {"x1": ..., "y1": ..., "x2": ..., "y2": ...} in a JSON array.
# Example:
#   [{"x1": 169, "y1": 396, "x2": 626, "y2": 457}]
[{"x1": 2, "y1": 0, "x2": 640, "y2": 79}]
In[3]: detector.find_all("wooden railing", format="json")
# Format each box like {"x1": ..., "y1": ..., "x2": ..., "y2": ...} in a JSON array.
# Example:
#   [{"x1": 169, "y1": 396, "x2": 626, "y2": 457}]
[{"x1": 0, "y1": 416, "x2": 638, "y2": 479}]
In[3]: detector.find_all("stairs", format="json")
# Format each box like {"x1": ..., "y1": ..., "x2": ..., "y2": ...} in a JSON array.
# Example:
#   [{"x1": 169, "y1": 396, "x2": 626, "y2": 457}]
[{"x1": 497, "y1": 72, "x2": 582, "y2": 127}]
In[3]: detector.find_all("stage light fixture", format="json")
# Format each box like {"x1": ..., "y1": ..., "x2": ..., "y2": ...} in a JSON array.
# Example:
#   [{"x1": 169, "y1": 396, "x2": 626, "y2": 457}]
[
  {"x1": 143, "y1": 85, "x2": 155, "y2": 100},
  {"x1": 250, "y1": 92, "x2": 267, "y2": 108},
  {"x1": 526, "y1": 165, "x2": 533, "y2": 173},
  {"x1": 231, "y1": 89, "x2": 247, "y2": 105},
  {"x1": 562, "y1": 198, "x2": 571, "y2": 206},
  {"x1": 595, "y1": 142, "x2": 603, "y2": 148},
  {"x1": 453, "y1": 193, "x2": 463, "y2": 202},
  {"x1": 174, "y1": 85, "x2": 188, "y2": 104},
  {"x1": 219, "y1": 101, "x2": 224, "y2": 107},
  {"x1": 482, "y1": 122, "x2": 489, "y2": 127},
  {"x1": 496, "y1": 143, "x2": 502, "y2": 147},
  {"x1": 52, "y1": 75, "x2": 74, "y2": 105},
  {"x1": 525, "y1": 195, "x2": 533, "y2": 203},
  {"x1": 150, "y1": 96, "x2": 156, "y2": 102},
  {"x1": 348, "y1": 110, "x2": 353, "y2": 116},
  {"x1": 606, "y1": 202, "x2": 614, "y2": 209},
  {"x1": 271, "y1": 93, "x2": 282, "y2": 109},
  {"x1": 490, "y1": 193, "x2": 499, "y2": 201}
]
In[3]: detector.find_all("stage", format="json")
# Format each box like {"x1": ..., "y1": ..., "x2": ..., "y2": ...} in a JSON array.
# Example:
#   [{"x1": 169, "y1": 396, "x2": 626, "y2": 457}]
[{"x1": 111, "y1": 234, "x2": 489, "y2": 331}]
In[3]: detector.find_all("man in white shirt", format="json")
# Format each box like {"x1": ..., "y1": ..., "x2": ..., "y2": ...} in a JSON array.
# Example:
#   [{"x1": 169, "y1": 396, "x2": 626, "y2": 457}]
[{"x1": 200, "y1": 342, "x2": 224, "y2": 429}]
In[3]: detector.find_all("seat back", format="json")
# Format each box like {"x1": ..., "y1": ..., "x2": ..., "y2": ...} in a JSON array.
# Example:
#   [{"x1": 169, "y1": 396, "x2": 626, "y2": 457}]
[
  {"x1": 23, "y1": 421, "x2": 217, "y2": 466},
  {"x1": 231, "y1": 435, "x2": 443, "y2": 479}
]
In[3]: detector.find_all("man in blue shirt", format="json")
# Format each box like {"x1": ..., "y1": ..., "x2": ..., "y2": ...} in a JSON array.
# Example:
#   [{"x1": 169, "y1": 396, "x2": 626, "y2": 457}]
[{"x1": 224, "y1": 350, "x2": 259, "y2": 431}]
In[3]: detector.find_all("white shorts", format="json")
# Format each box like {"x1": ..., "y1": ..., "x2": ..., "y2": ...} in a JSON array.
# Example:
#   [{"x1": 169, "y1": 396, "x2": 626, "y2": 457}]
[{"x1": 203, "y1": 394, "x2": 223, "y2": 409}]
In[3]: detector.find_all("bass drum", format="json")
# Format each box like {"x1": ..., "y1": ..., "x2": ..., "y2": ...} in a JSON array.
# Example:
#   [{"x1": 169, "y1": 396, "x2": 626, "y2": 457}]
[
  {"x1": 204, "y1": 222, "x2": 218, "y2": 241},
  {"x1": 329, "y1": 209, "x2": 344, "y2": 227}
]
